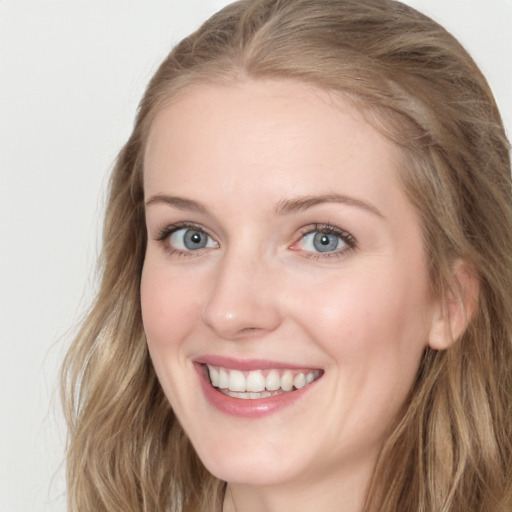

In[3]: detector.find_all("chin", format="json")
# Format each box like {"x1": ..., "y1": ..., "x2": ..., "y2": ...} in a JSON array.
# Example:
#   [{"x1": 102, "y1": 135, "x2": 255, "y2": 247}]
[{"x1": 190, "y1": 434, "x2": 306, "y2": 486}]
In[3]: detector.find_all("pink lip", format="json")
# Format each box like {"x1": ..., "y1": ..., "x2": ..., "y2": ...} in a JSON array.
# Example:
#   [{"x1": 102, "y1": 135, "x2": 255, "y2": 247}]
[
  {"x1": 195, "y1": 354, "x2": 318, "y2": 372},
  {"x1": 194, "y1": 358, "x2": 322, "y2": 418}
]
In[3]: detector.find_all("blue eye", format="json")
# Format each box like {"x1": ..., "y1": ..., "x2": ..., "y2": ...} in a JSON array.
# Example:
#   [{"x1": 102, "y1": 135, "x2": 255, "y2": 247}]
[
  {"x1": 291, "y1": 225, "x2": 355, "y2": 257},
  {"x1": 301, "y1": 231, "x2": 347, "y2": 253},
  {"x1": 168, "y1": 228, "x2": 217, "y2": 251}
]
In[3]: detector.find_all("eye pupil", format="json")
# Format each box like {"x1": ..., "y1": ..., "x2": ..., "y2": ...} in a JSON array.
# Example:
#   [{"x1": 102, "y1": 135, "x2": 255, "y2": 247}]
[{"x1": 313, "y1": 232, "x2": 339, "y2": 252}]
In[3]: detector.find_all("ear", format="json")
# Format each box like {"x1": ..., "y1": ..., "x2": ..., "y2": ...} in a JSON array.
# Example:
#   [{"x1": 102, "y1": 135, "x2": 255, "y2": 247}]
[{"x1": 428, "y1": 260, "x2": 480, "y2": 351}]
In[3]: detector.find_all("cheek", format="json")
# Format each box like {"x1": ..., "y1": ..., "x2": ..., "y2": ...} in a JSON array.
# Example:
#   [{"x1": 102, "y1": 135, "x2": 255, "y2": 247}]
[
  {"x1": 140, "y1": 260, "x2": 208, "y2": 414},
  {"x1": 140, "y1": 259, "x2": 202, "y2": 352},
  {"x1": 292, "y1": 260, "x2": 432, "y2": 375}
]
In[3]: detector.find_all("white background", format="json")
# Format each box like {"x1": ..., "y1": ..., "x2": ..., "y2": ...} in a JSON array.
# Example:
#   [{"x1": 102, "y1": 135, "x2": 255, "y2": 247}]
[{"x1": 1, "y1": 1, "x2": 511, "y2": 511}]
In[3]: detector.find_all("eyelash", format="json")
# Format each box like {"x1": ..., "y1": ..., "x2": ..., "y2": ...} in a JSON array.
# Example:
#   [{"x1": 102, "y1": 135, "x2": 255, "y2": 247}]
[
  {"x1": 292, "y1": 223, "x2": 356, "y2": 260},
  {"x1": 155, "y1": 222, "x2": 356, "y2": 259},
  {"x1": 156, "y1": 222, "x2": 215, "y2": 258}
]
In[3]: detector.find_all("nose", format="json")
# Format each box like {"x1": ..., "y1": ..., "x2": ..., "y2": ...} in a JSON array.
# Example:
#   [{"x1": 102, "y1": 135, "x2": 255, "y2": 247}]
[{"x1": 201, "y1": 250, "x2": 282, "y2": 340}]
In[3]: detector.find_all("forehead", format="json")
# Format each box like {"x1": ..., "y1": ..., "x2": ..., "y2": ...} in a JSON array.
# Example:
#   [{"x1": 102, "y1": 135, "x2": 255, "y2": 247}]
[{"x1": 143, "y1": 79, "x2": 409, "y2": 219}]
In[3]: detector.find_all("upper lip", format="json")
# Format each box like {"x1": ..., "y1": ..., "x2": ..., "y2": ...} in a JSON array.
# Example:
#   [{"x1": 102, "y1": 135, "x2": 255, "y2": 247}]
[{"x1": 194, "y1": 354, "x2": 321, "y2": 372}]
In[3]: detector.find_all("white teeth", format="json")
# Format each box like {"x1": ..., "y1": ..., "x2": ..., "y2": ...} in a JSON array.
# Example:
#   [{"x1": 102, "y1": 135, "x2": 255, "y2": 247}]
[
  {"x1": 265, "y1": 369, "x2": 281, "y2": 391},
  {"x1": 207, "y1": 365, "x2": 321, "y2": 397},
  {"x1": 246, "y1": 371, "x2": 266, "y2": 392},
  {"x1": 218, "y1": 368, "x2": 229, "y2": 389},
  {"x1": 229, "y1": 369, "x2": 246, "y2": 392},
  {"x1": 281, "y1": 370, "x2": 294, "y2": 391},
  {"x1": 209, "y1": 366, "x2": 219, "y2": 387},
  {"x1": 294, "y1": 373, "x2": 306, "y2": 389}
]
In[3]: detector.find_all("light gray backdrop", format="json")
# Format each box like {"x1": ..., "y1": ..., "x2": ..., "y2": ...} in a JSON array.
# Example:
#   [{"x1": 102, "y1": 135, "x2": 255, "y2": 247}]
[{"x1": 1, "y1": 1, "x2": 511, "y2": 511}]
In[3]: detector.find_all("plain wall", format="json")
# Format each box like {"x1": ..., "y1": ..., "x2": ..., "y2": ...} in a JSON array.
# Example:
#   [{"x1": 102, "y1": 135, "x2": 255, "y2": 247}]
[{"x1": 1, "y1": 1, "x2": 510, "y2": 511}]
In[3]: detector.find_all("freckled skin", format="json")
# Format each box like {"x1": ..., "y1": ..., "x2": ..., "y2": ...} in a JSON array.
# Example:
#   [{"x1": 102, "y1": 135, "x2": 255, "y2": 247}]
[{"x1": 141, "y1": 80, "x2": 439, "y2": 512}]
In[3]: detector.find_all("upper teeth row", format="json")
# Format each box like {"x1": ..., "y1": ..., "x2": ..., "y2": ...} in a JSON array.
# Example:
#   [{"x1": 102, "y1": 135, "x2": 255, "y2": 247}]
[{"x1": 207, "y1": 365, "x2": 320, "y2": 393}]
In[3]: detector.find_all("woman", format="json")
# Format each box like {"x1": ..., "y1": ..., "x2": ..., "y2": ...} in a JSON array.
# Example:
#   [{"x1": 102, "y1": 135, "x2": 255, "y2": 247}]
[{"x1": 61, "y1": 0, "x2": 512, "y2": 510}]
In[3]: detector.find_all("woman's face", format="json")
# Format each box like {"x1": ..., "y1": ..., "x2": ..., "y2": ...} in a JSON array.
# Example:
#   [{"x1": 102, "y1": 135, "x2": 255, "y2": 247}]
[{"x1": 141, "y1": 80, "x2": 438, "y2": 491}]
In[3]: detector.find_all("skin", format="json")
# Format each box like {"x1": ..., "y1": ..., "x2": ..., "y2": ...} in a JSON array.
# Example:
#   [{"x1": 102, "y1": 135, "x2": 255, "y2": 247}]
[{"x1": 141, "y1": 79, "x2": 443, "y2": 512}]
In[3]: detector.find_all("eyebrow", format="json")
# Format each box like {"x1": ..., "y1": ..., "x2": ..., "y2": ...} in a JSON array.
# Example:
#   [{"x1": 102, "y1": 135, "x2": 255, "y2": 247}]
[
  {"x1": 145, "y1": 192, "x2": 384, "y2": 218},
  {"x1": 274, "y1": 194, "x2": 384, "y2": 218},
  {"x1": 145, "y1": 194, "x2": 208, "y2": 214}
]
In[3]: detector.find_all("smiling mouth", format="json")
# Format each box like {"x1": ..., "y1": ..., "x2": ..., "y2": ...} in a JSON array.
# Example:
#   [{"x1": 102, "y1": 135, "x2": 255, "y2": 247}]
[{"x1": 206, "y1": 364, "x2": 323, "y2": 399}]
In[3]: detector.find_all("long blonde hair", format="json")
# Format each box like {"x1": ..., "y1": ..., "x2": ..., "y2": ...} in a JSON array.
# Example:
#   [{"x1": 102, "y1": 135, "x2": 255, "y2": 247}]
[{"x1": 61, "y1": 0, "x2": 512, "y2": 510}]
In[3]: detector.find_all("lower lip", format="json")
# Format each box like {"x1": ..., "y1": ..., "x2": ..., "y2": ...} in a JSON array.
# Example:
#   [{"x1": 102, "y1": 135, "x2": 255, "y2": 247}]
[{"x1": 196, "y1": 365, "x2": 319, "y2": 418}]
